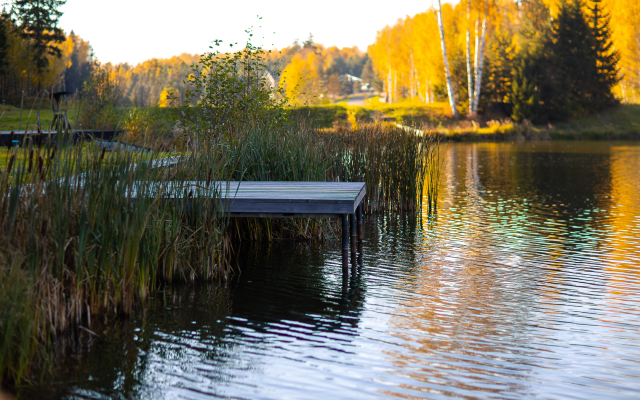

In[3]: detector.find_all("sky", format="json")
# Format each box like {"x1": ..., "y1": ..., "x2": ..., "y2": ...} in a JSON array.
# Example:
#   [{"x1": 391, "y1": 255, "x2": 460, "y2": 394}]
[{"x1": 54, "y1": 0, "x2": 435, "y2": 65}]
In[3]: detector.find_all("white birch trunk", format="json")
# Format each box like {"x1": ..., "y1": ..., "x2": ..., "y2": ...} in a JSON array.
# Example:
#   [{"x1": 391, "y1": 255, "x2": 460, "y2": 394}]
[
  {"x1": 388, "y1": 67, "x2": 393, "y2": 103},
  {"x1": 466, "y1": 1, "x2": 474, "y2": 114},
  {"x1": 429, "y1": 81, "x2": 434, "y2": 103},
  {"x1": 424, "y1": 80, "x2": 429, "y2": 103},
  {"x1": 434, "y1": 0, "x2": 459, "y2": 119},
  {"x1": 394, "y1": 70, "x2": 397, "y2": 103},
  {"x1": 472, "y1": 16, "x2": 488, "y2": 114},
  {"x1": 473, "y1": 18, "x2": 480, "y2": 113}
]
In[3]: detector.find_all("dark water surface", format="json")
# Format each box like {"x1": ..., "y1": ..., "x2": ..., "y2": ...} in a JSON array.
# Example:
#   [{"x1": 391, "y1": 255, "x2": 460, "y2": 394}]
[{"x1": 28, "y1": 142, "x2": 640, "y2": 399}]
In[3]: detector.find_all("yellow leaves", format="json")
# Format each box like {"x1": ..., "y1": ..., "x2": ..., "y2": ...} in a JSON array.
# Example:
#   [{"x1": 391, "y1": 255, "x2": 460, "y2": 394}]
[
  {"x1": 158, "y1": 87, "x2": 171, "y2": 107},
  {"x1": 369, "y1": 10, "x2": 449, "y2": 103},
  {"x1": 280, "y1": 53, "x2": 322, "y2": 105},
  {"x1": 581, "y1": 0, "x2": 638, "y2": 101}
]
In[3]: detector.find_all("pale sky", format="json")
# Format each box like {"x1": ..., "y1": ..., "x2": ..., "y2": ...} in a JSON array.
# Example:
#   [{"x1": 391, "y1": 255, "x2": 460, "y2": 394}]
[{"x1": 54, "y1": 0, "x2": 435, "y2": 65}]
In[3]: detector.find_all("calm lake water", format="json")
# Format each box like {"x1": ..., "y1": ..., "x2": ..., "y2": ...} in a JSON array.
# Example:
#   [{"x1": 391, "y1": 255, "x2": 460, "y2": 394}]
[{"x1": 25, "y1": 142, "x2": 640, "y2": 399}]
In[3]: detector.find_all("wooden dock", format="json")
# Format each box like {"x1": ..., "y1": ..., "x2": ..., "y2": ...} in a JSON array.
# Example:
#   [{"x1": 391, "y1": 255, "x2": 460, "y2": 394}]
[{"x1": 133, "y1": 181, "x2": 366, "y2": 271}]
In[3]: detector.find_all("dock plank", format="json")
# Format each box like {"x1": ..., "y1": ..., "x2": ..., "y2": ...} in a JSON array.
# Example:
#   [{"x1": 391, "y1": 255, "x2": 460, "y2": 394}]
[{"x1": 131, "y1": 181, "x2": 366, "y2": 215}]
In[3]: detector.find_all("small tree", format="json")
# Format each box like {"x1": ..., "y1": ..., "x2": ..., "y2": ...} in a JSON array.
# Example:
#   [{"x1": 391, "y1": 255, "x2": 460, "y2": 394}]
[
  {"x1": 511, "y1": 61, "x2": 537, "y2": 122},
  {"x1": 178, "y1": 32, "x2": 289, "y2": 148},
  {"x1": 79, "y1": 63, "x2": 122, "y2": 130}
]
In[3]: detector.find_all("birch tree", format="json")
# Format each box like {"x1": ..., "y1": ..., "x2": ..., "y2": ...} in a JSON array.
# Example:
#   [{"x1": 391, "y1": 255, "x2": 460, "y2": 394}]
[
  {"x1": 466, "y1": 0, "x2": 474, "y2": 113},
  {"x1": 434, "y1": 0, "x2": 460, "y2": 119},
  {"x1": 472, "y1": 10, "x2": 488, "y2": 114}
]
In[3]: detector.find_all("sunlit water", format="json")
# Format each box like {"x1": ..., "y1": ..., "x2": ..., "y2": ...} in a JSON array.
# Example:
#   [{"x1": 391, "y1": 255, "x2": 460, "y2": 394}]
[{"x1": 25, "y1": 142, "x2": 640, "y2": 399}]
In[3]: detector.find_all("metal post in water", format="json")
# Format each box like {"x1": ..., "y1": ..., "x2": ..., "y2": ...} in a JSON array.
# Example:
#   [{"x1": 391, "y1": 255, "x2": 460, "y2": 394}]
[
  {"x1": 356, "y1": 205, "x2": 363, "y2": 241},
  {"x1": 350, "y1": 213, "x2": 356, "y2": 254},
  {"x1": 350, "y1": 213, "x2": 357, "y2": 267},
  {"x1": 342, "y1": 214, "x2": 349, "y2": 272}
]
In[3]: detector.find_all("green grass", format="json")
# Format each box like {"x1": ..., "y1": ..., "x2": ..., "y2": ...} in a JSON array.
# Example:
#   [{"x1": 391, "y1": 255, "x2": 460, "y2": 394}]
[
  {"x1": 0, "y1": 103, "x2": 80, "y2": 131},
  {"x1": 548, "y1": 104, "x2": 640, "y2": 138},
  {"x1": 291, "y1": 100, "x2": 640, "y2": 140}
]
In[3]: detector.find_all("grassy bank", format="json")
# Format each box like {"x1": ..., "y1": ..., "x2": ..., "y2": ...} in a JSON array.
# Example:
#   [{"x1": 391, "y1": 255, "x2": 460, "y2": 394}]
[
  {"x1": 5, "y1": 97, "x2": 638, "y2": 141},
  {"x1": 0, "y1": 121, "x2": 440, "y2": 390},
  {"x1": 286, "y1": 101, "x2": 640, "y2": 140},
  {"x1": 0, "y1": 104, "x2": 80, "y2": 132}
]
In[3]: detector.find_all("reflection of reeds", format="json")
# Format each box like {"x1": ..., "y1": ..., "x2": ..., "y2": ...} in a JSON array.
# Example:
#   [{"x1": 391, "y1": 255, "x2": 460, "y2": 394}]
[{"x1": 0, "y1": 119, "x2": 442, "y2": 387}]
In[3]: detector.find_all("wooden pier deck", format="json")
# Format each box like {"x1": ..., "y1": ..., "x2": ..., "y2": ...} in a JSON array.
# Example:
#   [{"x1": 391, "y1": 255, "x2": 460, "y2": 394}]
[{"x1": 134, "y1": 181, "x2": 366, "y2": 270}]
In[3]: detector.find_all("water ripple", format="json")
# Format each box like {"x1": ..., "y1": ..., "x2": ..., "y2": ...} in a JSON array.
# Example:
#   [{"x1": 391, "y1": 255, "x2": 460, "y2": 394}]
[{"x1": 23, "y1": 142, "x2": 640, "y2": 400}]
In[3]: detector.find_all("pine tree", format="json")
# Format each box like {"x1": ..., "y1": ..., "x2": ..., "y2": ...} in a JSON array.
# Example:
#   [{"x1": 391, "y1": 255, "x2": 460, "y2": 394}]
[
  {"x1": 485, "y1": 32, "x2": 515, "y2": 103},
  {"x1": 0, "y1": 11, "x2": 9, "y2": 101},
  {"x1": 12, "y1": 0, "x2": 66, "y2": 91},
  {"x1": 0, "y1": 11, "x2": 9, "y2": 76},
  {"x1": 589, "y1": 0, "x2": 620, "y2": 109},
  {"x1": 513, "y1": 0, "x2": 604, "y2": 122},
  {"x1": 551, "y1": 0, "x2": 597, "y2": 116},
  {"x1": 511, "y1": 61, "x2": 537, "y2": 122}
]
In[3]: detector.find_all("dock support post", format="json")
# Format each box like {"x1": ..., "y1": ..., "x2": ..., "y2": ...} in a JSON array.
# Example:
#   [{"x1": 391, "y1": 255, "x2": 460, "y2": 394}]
[
  {"x1": 342, "y1": 214, "x2": 349, "y2": 272},
  {"x1": 350, "y1": 213, "x2": 357, "y2": 267},
  {"x1": 356, "y1": 205, "x2": 363, "y2": 241},
  {"x1": 350, "y1": 213, "x2": 356, "y2": 254}
]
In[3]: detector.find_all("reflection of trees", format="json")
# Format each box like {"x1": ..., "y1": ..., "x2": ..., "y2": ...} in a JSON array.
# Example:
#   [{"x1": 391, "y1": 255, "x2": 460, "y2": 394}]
[
  {"x1": 601, "y1": 146, "x2": 640, "y2": 316},
  {"x1": 381, "y1": 144, "x2": 538, "y2": 397},
  {"x1": 380, "y1": 143, "x2": 621, "y2": 398}
]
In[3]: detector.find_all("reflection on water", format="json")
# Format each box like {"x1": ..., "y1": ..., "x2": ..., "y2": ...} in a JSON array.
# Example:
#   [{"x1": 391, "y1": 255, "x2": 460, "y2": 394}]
[{"x1": 23, "y1": 142, "x2": 640, "y2": 399}]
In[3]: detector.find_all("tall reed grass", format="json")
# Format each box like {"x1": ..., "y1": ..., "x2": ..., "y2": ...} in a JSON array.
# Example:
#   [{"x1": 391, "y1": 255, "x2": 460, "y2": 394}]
[
  {"x1": 0, "y1": 140, "x2": 231, "y2": 387},
  {"x1": 221, "y1": 120, "x2": 440, "y2": 240},
  {"x1": 0, "y1": 118, "x2": 441, "y2": 389}
]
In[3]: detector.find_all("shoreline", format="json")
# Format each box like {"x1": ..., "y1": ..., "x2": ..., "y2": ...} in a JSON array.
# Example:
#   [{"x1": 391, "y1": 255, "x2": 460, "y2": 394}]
[{"x1": 440, "y1": 130, "x2": 640, "y2": 142}]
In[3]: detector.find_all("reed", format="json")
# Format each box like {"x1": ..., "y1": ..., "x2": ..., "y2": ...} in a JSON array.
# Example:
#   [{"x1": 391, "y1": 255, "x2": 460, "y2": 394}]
[
  {"x1": 327, "y1": 123, "x2": 439, "y2": 213},
  {"x1": 221, "y1": 120, "x2": 440, "y2": 241},
  {"x1": 1, "y1": 105, "x2": 442, "y2": 390},
  {"x1": 0, "y1": 139, "x2": 232, "y2": 387}
]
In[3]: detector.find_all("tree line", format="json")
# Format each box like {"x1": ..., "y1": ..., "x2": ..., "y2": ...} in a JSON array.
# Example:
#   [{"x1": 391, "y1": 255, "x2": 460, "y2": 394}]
[
  {"x1": 368, "y1": 0, "x2": 630, "y2": 122},
  {"x1": 0, "y1": 1, "x2": 94, "y2": 103}
]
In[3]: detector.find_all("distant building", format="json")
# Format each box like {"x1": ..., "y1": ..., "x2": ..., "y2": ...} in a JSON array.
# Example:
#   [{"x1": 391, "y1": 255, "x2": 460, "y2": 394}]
[{"x1": 339, "y1": 74, "x2": 363, "y2": 84}]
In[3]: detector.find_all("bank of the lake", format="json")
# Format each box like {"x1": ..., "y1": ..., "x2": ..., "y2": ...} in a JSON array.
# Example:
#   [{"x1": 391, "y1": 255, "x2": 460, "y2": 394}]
[
  {"x1": 3, "y1": 102, "x2": 639, "y2": 142},
  {"x1": 293, "y1": 102, "x2": 640, "y2": 141}
]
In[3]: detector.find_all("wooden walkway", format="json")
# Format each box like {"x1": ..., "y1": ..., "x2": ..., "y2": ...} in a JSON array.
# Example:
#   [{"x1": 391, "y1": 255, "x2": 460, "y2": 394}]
[
  {"x1": 0, "y1": 130, "x2": 119, "y2": 146},
  {"x1": 134, "y1": 181, "x2": 366, "y2": 270}
]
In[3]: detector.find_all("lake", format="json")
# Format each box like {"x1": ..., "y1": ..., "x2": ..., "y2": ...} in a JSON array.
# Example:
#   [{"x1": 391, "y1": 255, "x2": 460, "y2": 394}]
[{"x1": 24, "y1": 141, "x2": 640, "y2": 399}]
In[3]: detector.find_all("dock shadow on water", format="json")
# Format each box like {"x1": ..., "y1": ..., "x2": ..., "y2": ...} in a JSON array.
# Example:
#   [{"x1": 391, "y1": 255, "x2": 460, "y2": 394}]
[{"x1": 19, "y1": 141, "x2": 640, "y2": 399}]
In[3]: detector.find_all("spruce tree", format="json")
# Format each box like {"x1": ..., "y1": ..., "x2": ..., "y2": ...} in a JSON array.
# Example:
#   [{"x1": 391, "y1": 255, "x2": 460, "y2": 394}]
[
  {"x1": 551, "y1": 0, "x2": 597, "y2": 116},
  {"x1": 0, "y1": 11, "x2": 9, "y2": 76},
  {"x1": 0, "y1": 11, "x2": 8, "y2": 101},
  {"x1": 512, "y1": 0, "x2": 607, "y2": 122},
  {"x1": 12, "y1": 0, "x2": 66, "y2": 91},
  {"x1": 589, "y1": 0, "x2": 620, "y2": 109},
  {"x1": 485, "y1": 32, "x2": 515, "y2": 103},
  {"x1": 511, "y1": 60, "x2": 537, "y2": 122}
]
